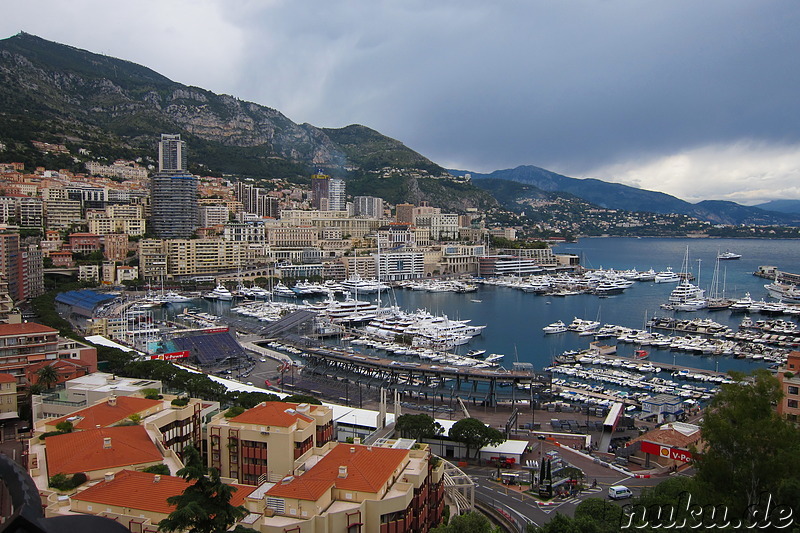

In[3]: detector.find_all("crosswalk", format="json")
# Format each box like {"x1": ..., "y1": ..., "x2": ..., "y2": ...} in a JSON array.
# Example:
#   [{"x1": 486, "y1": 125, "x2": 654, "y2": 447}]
[{"x1": 538, "y1": 487, "x2": 604, "y2": 511}]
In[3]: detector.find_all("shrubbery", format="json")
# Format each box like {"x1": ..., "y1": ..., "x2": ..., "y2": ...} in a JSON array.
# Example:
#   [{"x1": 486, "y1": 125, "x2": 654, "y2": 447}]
[{"x1": 49, "y1": 472, "x2": 87, "y2": 491}]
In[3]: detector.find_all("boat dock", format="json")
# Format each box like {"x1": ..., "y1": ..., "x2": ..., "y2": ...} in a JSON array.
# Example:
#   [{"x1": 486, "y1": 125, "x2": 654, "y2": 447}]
[
  {"x1": 754, "y1": 265, "x2": 800, "y2": 285},
  {"x1": 294, "y1": 344, "x2": 551, "y2": 407}
]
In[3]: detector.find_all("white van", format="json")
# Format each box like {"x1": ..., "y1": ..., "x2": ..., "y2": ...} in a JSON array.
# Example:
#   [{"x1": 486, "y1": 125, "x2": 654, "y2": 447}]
[{"x1": 608, "y1": 485, "x2": 633, "y2": 500}]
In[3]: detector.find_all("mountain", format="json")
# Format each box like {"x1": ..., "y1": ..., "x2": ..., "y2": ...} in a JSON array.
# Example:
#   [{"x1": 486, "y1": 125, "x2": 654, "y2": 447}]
[
  {"x1": 754, "y1": 200, "x2": 800, "y2": 215},
  {"x1": 462, "y1": 165, "x2": 800, "y2": 226},
  {"x1": 0, "y1": 33, "x2": 485, "y2": 208}
]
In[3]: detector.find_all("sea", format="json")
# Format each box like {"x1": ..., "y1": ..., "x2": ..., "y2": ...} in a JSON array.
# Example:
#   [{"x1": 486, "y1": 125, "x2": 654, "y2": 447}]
[{"x1": 162, "y1": 237, "x2": 800, "y2": 376}]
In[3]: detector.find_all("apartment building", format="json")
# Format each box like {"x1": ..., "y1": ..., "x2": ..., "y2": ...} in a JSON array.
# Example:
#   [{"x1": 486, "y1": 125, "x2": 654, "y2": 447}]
[
  {"x1": 102, "y1": 233, "x2": 128, "y2": 261},
  {"x1": 44, "y1": 199, "x2": 82, "y2": 229},
  {"x1": 260, "y1": 441, "x2": 445, "y2": 533},
  {"x1": 139, "y1": 238, "x2": 252, "y2": 280},
  {"x1": 375, "y1": 251, "x2": 425, "y2": 281},
  {"x1": 68, "y1": 233, "x2": 102, "y2": 254},
  {"x1": 207, "y1": 401, "x2": 334, "y2": 486},
  {"x1": 777, "y1": 351, "x2": 800, "y2": 421},
  {"x1": 87, "y1": 206, "x2": 146, "y2": 237},
  {"x1": 0, "y1": 322, "x2": 97, "y2": 400},
  {"x1": 353, "y1": 195, "x2": 384, "y2": 219},
  {"x1": 0, "y1": 373, "x2": 17, "y2": 420},
  {"x1": 413, "y1": 212, "x2": 459, "y2": 241},
  {"x1": 199, "y1": 205, "x2": 230, "y2": 227}
]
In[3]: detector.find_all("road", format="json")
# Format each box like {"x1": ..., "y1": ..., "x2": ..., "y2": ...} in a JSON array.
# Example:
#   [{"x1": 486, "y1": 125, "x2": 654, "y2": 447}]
[{"x1": 462, "y1": 458, "x2": 671, "y2": 531}]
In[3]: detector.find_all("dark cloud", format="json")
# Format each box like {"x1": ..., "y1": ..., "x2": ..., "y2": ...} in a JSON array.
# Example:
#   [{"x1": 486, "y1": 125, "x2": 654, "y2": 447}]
[{"x1": 2, "y1": 0, "x2": 799, "y2": 201}]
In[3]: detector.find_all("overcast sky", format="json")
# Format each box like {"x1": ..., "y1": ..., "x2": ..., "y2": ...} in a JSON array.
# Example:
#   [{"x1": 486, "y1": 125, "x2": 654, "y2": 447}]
[{"x1": 3, "y1": 1, "x2": 800, "y2": 204}]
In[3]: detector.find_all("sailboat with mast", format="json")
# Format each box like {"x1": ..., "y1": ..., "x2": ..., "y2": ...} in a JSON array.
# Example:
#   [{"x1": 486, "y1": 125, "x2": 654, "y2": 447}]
[
  {"x1": 668, "y1": 246, "x2": 707, "y2": 310},
  {"x1": 706, "y1": 252, "x2": 732, "y2": 310}
]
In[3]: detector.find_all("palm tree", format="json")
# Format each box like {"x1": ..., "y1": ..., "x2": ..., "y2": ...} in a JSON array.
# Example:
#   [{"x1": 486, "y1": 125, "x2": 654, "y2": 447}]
[{"x1": 35, "y1": 364, "x2": 59, "y2": 390}]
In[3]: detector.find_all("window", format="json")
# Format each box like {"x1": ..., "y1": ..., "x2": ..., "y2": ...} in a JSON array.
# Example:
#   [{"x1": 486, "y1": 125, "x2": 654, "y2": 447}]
[
  {"x1": 788, "y1": 399, "x2": 798, "y2": 409},
  {"x1": 788, "y1": 386, "x2": 799, "y2": 395}
]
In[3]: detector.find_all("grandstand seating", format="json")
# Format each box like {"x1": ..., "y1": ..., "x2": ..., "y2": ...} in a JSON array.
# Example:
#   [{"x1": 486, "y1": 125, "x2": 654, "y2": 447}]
[{"x1": 172, "y1": 331, "x2": 247, "y2": 366}]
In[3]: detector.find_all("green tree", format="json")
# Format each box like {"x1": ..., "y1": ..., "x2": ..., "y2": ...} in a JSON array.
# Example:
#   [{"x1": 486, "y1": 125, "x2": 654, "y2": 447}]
[
  {"x1": 54, "y1": 421, "x2": 73, "y2": 433},
  {"x1": 431, "y1": 510, "x2": 500, "y2": 533},
  {"x1": 449, "y1": 418, "x2": 504, "y2": 459},
  {"x1": 159, "y1": 445, "x2": 247, "y2": 533},
  {"x1": 694, "y1": 369, "x2": 800, "y2": 514},
  {"x1": 35, "y1": 364, "x2": 60, "y2": 390},
  {"x1": 395, "y1": 413, "x2": 443, "y2": 442},
  {"x1": 142, "y1": 464, "x2": 171, "y2": 475}
]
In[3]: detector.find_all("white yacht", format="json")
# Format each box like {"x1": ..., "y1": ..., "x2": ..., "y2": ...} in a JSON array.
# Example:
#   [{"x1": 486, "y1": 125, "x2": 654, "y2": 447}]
[
  {"x1": 543, "y1": 320, "x2": 567, "y2": 334},
  {"x1": 340, "y1": 275, "x2": 390, "y2": 294},
  {"x1": 717, "y1": 251, "x2": 742, "y2": 260},
  {"x1": 765, "y1": 282, "x2": 800, "y2": 303},
  {"x1": 204, "y1": 284, "x2": 233, "y2": 301},
  {"x1": 273, "y1": 282, "x2": 297, "y2": 298},
  {"x1": 654, "y1": 268, "x2": 680, "y2": 283},
  {"x1": 668, "y1": 280, "x2": 705, "y2": 303}
]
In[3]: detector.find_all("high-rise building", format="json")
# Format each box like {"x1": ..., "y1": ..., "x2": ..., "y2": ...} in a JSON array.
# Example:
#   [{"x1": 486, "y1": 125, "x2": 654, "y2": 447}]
[
  {"x1": 328, "y1": 178, "x2": 346, "y2": 211},
  {"x1": 354, "y1": 195, "x2": 384, "y2": 218},
  {"x1": 158, "y1": 134, "x2": 187, "y2": 173},
  {"x1": 310, "y1": 173, "x2": 330, "y2": 210},
  {"x1": 396, "y1": 203, "x2": 414, "y2": 225},
  {"x1": 150, "y1": 135, "x2": 198, "y2": 239}
]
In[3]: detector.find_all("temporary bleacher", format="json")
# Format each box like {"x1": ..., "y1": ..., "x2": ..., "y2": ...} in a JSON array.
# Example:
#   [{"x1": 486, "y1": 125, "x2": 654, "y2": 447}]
[{"x1": 172, "y1": 330, "x2": 247, "y2": 366}]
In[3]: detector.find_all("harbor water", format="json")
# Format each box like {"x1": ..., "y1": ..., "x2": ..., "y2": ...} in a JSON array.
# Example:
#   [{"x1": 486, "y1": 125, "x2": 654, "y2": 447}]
[{"x1": 163, "y1": 237, "x2": 800, "y2": 376}]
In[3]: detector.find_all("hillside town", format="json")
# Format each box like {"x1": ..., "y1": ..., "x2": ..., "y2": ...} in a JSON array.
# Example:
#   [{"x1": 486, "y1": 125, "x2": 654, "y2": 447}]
[{"x1": 0, "y1": 134, "x2": 798, "y2": 533}]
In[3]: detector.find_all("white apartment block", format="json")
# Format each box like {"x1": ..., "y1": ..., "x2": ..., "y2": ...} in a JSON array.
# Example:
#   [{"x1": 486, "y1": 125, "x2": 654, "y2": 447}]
[
  {"x1": 413, "y1": 212, "x2": 460, "y2": 240},
  {"x1": 223, "y1": 222, "x2": 266, "y2": 244},
  {"x1": 353, "y1": 195, "x2": 384, "y2": 219},
  {"x1": 85, "y1": 160, "x2": 149, "y2": 180},
  {"x1": 375, "y1": 251, "x2": 424, "y2": 281},
  {"x1": 199, "y1": 205, "x2": 230, "y2": 227}
]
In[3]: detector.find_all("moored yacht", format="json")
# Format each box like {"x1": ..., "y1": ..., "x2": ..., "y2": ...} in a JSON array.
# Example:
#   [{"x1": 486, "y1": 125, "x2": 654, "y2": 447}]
[
  {"x1": 204, "y1": 284, "x2": 233, "y2": 301},
  {"x1": 654, "y1": 268, "x2": 681, "y2": 283},
  {"x1": 543, "y1": 320, "x2": 567, "y2": 334}
]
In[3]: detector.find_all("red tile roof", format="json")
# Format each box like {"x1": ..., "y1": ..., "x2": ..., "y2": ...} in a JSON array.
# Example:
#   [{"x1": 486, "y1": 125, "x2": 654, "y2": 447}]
[
  {"x1": 45, "y1": 426, "x2": 163, "y2": 476},
  {"x1": 0, "y1": 322, "x2": 57, "y2": 336},
  {"x1": 231, "y1": 402, "x2": 318, "y2": 427},
  {"x1": 70, "y1": 470, "x2": 255, "y2": 516},
  {"x1": 266, "y1": 443, "x2": 410, "y2": 501},
  {"x1": 49, "y1": 396, "x2": 162, "y2": 430},
  {"x1": 0, "y1": 373, "x2": 15, "y2": 383}
]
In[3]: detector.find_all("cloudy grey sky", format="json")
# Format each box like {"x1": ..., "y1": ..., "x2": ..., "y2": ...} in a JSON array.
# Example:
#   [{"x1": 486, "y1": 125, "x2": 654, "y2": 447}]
[{"x1": 3, "y1": 1, "x2": 800, "y2": 204}]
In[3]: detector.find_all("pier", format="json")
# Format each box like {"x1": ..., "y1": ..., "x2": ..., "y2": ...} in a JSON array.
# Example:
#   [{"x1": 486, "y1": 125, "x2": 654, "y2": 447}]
[{"x1": 293, "y1": 344, "x2": 551, "y2": 407}]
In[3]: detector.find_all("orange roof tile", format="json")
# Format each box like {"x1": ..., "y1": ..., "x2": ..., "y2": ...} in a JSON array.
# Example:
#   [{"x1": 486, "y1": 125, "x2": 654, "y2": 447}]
[
  {"x1": 0, "y1": 322, "x2": 57, "y2": 336},
  {"x1": 71, "y1": 470, "x2": 255, "y2": 516},
  {"x1": 266, "y1": 443, "x2": 409, "y2": 501},
  {"x1": 0, "y1": 373, "x2": 15, "y2": 383},
  {"x1": 49, "y1": 396, "x2": 162, "y2": 430},
  {"x1": 45, "y1": 426, "x2": 163, "y2": 476},
  {"x1": 231, "y1": 402, "x2": 318, "y2": 427}
]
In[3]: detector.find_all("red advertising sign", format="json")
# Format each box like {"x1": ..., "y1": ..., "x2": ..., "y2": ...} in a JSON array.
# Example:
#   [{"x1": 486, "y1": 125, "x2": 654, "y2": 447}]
[
  {"x1": 150, "y1": 350, "x2": 190, "y2": 361},
  {"x1": 639, "y1": 440, "x2": 693, "y2": 462}
]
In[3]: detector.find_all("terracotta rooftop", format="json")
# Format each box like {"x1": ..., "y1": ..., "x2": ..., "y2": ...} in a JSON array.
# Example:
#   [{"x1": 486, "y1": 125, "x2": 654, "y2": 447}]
[
  {"x1": 0, "y1": 373, "x2": 15, "y2": 383},
  {"x1": 45, "y1": 425, "x2": 163, "y2": 476},
  {"x1": 49, "y1": 396, "x2": 162, "y2": 430},
  {"x1": 70, "y1": 470, "x2": 255, "y2": 516},
  {"x1": 0, "y1": 322, "x2": 57, "y2": 336},
  {"x1": 266, "y1": 443, "x2": 410, "y2": 501},
  {"x1": 230, "y1": 402, "x2": 319, "y2": 427}
]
